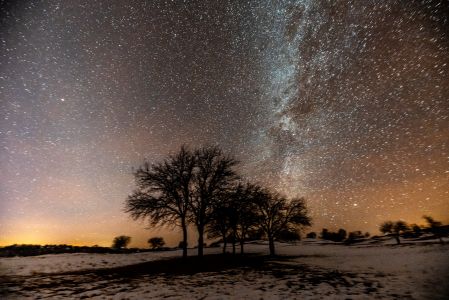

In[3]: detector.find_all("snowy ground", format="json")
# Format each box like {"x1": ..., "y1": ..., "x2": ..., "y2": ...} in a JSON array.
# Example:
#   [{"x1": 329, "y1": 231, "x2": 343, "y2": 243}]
[{"x1": 1, "y1": 239, "x2": 448, "y2": 299}]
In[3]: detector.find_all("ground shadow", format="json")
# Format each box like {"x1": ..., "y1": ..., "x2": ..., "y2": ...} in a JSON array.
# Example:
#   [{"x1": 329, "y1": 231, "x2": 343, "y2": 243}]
[{"x1": 0, "y1": 254, "x2": 386, "y2": 298}]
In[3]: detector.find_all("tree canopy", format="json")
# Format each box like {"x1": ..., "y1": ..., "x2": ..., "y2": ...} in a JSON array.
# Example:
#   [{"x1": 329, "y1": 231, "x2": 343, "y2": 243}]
[{"x1": 112, "y1": 236, "x2": 131, "y2": 249}]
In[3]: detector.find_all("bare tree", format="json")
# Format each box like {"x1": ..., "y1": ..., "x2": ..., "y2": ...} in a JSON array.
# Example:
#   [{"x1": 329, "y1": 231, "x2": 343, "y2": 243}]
[
  {"x1": 125, "y1": 146, "x2": 195, "y2": 258},
  {"x1": 254, "y1": 190, "x2": 311, "y2": 256},
  {"x1": 207, "y1": 193, "x2": 235, "y2": 254},
  {"x1": 231, "y1": 183, "x2": 260, "y2": 255},
  {"x1": 112, "y1": 235, "x2": 131, "y2": 249},
  {"x1": 190, "y1": 146, "x2": 239, "y2": 257},
  {"x1": 208, "y1": 182, "x2": 260, "y2": 255}
]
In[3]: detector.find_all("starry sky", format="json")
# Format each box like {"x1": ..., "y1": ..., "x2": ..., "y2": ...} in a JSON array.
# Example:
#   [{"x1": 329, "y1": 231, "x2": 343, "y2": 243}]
[{"x1": 1, "y1": 0, "x2": 448, "y2": 247}]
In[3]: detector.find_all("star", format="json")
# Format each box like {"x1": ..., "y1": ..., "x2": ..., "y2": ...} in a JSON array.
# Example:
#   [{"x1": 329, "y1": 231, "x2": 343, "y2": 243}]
[{"x1": 0, "y1": 0, "x2": 447, "y2": 247}]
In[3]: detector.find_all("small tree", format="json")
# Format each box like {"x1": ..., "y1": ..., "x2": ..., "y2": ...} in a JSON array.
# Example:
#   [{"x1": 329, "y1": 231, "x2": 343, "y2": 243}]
[
  {"x1": 393, "y1": 221, "x2": 409, "y2": 244},
  {"x1": 254, "y1": 190, "x2": 311, "y2": 256},
  {"x1": 148, "y1": 237, "x2": 165, "y2": 249},
  {"x1": 379, "y1": 220, "x2": 408, "y2": 244},
  {"x1": 277, "y1": 228, "x2": 301, "y2": 242},
  {"x1": 379, "y1": 221, "x2": 393, "y2": 235},
  {"x1": 320, "y1": 228, "x2": 346, "y2": 242},
  {"x1": 337, "y1": 229, "x2": 347, "y2": 241},
  {"x1": 321, "y1": 228, "x2": 329, "y2": 240},
  {"x1": 346, "y1": 231, "x2": 364, "y2": 244},
  {"x1": 306, "y1": 232, "x2": 317, "y2": 239},
  {"x1": 423, "y1": 215, "x2": 444, "y2": 243},
  {"x1": 411, "y1": 224, "x2": 421, "y2": 236},
  {"x1": 112, "y1": 236, "x2": 131, "y2": 249}
]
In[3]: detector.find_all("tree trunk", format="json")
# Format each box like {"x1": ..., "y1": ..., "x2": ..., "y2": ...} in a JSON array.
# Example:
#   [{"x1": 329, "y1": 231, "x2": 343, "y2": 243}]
[
  {"x1": 395, "y1": 235, "x2": 400, "y2": 245},
  {"x1": 197, "y1": 225, "x2": 204, "y2": 257},
  {"x1": 232, "y1": 231, "x2": 236, "y2": 255},
  {"x1": 268, "y1": 236, "x2": 275, "y2": 256},
  {"x1": 181, "y1": 219, "x2": 188, "y2": 259},
  {"x1": 222, "y1": 240, "x2": 227, "y2": 254},
  {"x1": 222, "y1": 232, "x2": 227, "y2": 254},
  {"x1": 240, "y1": 229, "x2": 245, "y2": 255}
]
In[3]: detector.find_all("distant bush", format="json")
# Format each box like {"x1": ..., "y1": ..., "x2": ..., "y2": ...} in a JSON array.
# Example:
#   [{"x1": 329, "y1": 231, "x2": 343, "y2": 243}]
[
  {"x1": 423, "y1": 215, "x2": 445, "y2": 243},
  {"x1": 306, "y1": 232, "x2": 317, "y2": 239},
  {"x1": 112, "y1": 236, "x2": 131, "y2": 249},
  {"x1": 178, "y1": 241, "x2": 187, "y2": 249},
  {"x1": 0, "y1": 244, "x2": 147, "y2": 257},
  {"x1": 348, "y1": 231, "x2": 363, "y2": 239},
  {"x1": 246, "y1": 228, "x2": 265, "y2": 241},
  {"x1": 277, "y1": 229, "x2": 301, "y2": 242},
  {"x1": 148, "y1": 237, "x2": 165, "y2": 249},
  {"x1": 411, "y1": 224, "x2": 422, "y2": 236},
  {"x1": 320, "y1": 228, "x2": 347, "y2": 242}
]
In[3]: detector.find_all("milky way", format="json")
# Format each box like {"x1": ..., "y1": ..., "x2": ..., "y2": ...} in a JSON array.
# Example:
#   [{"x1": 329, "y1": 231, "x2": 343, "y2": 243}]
[{"x1": 1, "y1": 1, "x2": 448, "y2": 247}]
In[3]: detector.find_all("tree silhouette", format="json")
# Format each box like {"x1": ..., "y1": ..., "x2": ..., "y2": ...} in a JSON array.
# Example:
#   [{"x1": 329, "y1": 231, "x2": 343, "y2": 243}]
[
  {"x1": 321, "y1": 228, "x2": 329, "y2": 239},
  {"x1": 126, "y1": 146, "x2": 195, "y2": 258},
  {"x1": 112, "y1": 235, "x2": 131, "y2": 249},
  {"x1": 178, "y1": 241, "x2": 187, "y2": 249},
  {"x1": 320, "y1": 228, "x2": 347, "y2": 242},
  {"x1": 229, "y1": 182, "x2": 260, "y2": 254},
  {"x1": 148, "y1": 237, "x2": 165, "y2": 249},
  {"x1": 190, "y1": 146, "x2": 238, "y2": 257},
  {"x1": 423, "y1": 215, "x2": 444, "y2": 243},
  {"x1": 306, "y1": 232, "x2": 317, "y2": 239},
  {"x1": 379, "y1": 220, "x2": 408, "y2": 244},
  {"x1": 379, "y1": 221, "x2": 393, "y2": 235},
  {"x1": 338, "y1": 229, "x2": 347, "y2": 241},
  {"x1": 408, "y1": 224, "x2": 422, "y2": 237},
  {"x1": 207, "y1": 194, "x2": 235, "y2": 254},
  {"x1": 277, "y1": 228, "x2": 301, "y2": 242},
  {"x1": 125, "y1": 145, "x2": 316, "y2": 258},
  {"x1": 254, "y1": 190, "x2": 311, "y2": 256},
  {"x1": 346, "y1": 231, "x2": 364, "y2": 244},
  {"x1": 210, "y1": 183, "x2": 260, "y2": 255}
]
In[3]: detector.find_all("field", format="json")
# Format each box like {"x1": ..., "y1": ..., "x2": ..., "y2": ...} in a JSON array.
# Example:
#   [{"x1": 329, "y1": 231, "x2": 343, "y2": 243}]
[{"x1": 1, "y1": 238, "x2": 448, "y2": 299}]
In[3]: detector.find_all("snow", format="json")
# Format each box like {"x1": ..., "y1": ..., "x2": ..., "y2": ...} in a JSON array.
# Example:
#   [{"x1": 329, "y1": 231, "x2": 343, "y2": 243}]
[
  {"x1": 0, "y1": 248, "x2": 221, "y2": 277},
  {"x1": 273, "y1": 241, "x2": 449, "y2": 299},
  {"x1": 1, "y1": 239, "x2": 448, "y2": 299}
]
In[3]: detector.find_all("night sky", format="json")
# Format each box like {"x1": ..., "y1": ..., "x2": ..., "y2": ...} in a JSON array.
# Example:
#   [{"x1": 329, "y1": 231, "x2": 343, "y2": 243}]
[{"x1": 1, "y1": 0, "x2": 448, "y2": 247}]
